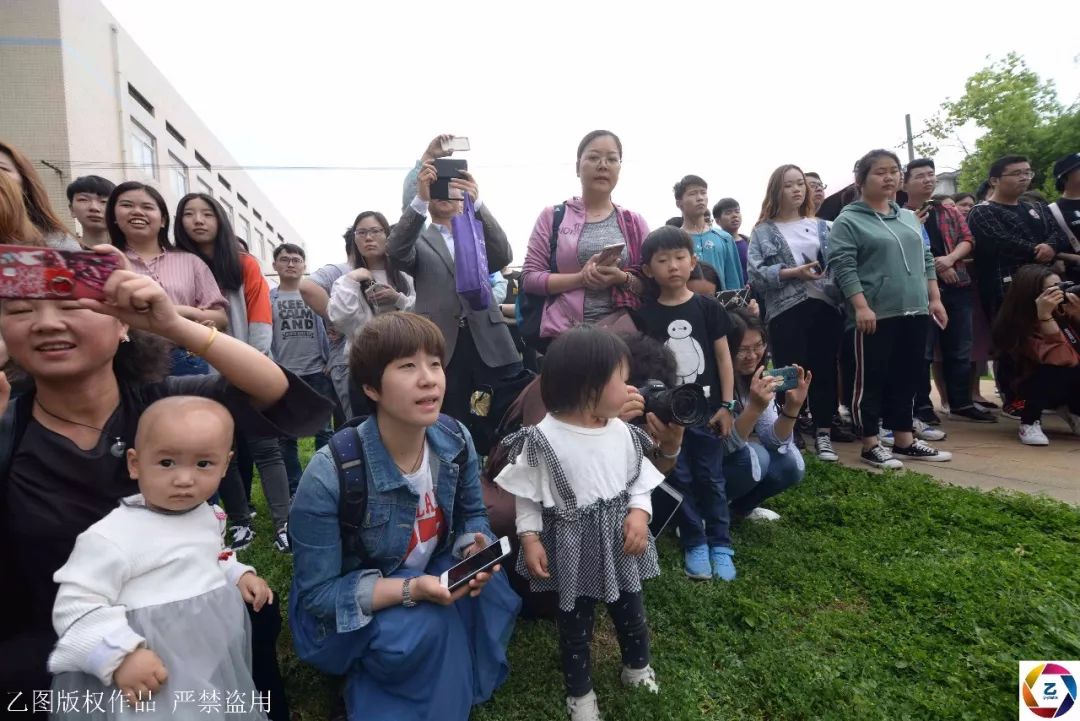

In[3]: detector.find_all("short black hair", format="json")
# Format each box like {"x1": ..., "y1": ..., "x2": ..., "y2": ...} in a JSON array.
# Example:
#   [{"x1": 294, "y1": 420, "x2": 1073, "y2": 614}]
[
  {"x1": 673, "y1": 175, "x2": 707, "y2": 202},
  {"x1": 952, "y1": 192, "x2": 975, "y2": 204},
  {"x1": 641, "y1": 225, "x2": 694, "y2": 265},
  {"x1": 664, "y1": 216, "x2": 684, "y2": 228},
  {"x1": 805, "y1": 172, "x2": 822, "y2": 181},
  {"x1": 712, "y1": 198, "x2": 739, "y2": 217},
  {"x1": 273, "y1": 242, "x2": 305, "y2": 260},
  {"x1": 903, "y1": 158, "x2": 935, "y2": 182},
  {"x1": 989, "y1": 154, "x2": 1029, "y2": 178},
  {"x1": 975, "y1": 180, "x2": 991, "y2": 202},
  {"x1": 350, "y1": 313, "x2": 446, "y2": 394},
  {"x1": 541, "y1": 325, "x2": 630, "y2": 415},
  {"x1": 576, "y1": 130, "x2": 622, "y2": 165},
  {"x1": 697, "y1": 260, "x2": 720, "y2": 287},
  {"x1": 619, "y1": 332, "x2": 677, "y2": 388},
  {"x1": 66, "y1": 175, "x2": 115, "y2": 204}
]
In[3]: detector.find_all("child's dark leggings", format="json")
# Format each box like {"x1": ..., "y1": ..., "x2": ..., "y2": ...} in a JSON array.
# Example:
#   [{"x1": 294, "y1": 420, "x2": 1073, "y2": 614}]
[
  {"x1": 248, "y1": 599, "x2": 290, "y2": 721},
  {"x1": 557, "y1": 591, "x2": 650, "y2": 697}
]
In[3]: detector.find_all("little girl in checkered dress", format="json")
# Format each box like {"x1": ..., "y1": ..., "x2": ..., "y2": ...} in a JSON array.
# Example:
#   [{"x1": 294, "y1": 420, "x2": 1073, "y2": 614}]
[{"x1": 494, "y1": 326, "x2": 665, "y2": 721}]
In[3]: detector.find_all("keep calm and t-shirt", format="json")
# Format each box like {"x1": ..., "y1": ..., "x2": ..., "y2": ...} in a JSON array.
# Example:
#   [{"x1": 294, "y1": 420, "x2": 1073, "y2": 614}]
[
  {"x1": 271, "y1": 289, "x2": 325, "y2": 376},
  {"x1": 635, "y1": 293, "x2": 733, "y2": 411}
]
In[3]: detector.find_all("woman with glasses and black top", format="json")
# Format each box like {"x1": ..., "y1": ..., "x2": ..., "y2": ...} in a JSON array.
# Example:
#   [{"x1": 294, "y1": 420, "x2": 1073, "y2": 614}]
[{"x1": 747, "y1": 164, "x2": 846, "y2": 462}]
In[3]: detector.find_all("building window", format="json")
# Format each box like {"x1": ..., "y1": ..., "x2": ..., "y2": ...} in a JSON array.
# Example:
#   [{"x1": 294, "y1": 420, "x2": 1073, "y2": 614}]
[
  {"x1": 127, "y1": 83, "x2": 154, "y2": 116},
  {"x1": 217, "y1": 174, "x2": 231, "y2": 191},
  {"x1": 252, "y1": 208, "x2": 262, "y2": 221},
  {"x1": 255, "y1": 228, "x2": 266, "y2": 261},
  {"x1": 219, "y1": 198, "x2": 234, "y2": 227},
  {"x1": 167, "y1": 153, "x2": 188, "y2": 199},
  {"x1": 194, "y1": 151, "x2": 211, "y2": 171},
  {"x1": 196, "y1": 176, "x2": 213, "y2": 198},
  {"x1": 130, "y1": 119, "x2": 157, "y2": 178},
  {"x1": 236, "y1": 193, "x2": 247, "y2": 207},
  {"x1": 236, "y1": 215, "x2": 250, "y2": 245},
  {"x1": 165, "y1": 122, "x2": 186, "y2": 147}
]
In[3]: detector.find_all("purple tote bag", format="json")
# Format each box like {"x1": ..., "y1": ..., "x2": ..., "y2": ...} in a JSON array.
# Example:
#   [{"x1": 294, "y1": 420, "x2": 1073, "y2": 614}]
[{"x1": 451, "y1": 192, "x2": 491, "y2": 311}]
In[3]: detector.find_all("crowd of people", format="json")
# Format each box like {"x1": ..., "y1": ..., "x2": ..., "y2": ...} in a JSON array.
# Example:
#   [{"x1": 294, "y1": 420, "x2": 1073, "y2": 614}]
[{"x1": 0, "y1": 130, "x2": 1078, "y2": 721}]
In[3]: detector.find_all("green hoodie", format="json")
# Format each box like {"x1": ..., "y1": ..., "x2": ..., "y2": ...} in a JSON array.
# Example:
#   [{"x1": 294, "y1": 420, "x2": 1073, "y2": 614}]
[{"x1": 829, "y1": 200, "x2": 936, "y2": 328}]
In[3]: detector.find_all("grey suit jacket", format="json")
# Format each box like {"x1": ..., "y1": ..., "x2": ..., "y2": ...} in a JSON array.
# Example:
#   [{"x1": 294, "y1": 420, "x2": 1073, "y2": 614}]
[{"x1": 387, "y1": 204, "x2": 519, "y2": 368}]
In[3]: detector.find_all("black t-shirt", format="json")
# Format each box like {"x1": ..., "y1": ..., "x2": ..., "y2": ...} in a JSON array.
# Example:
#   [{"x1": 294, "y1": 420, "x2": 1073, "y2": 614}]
[
  {"x1": 1055, "y1": 197, "x2": 1080, "y2": 242},
  {"x1": 0, "y1": 369, "x2": 331, "y2": 686},
  {"x1": 634, "y1": 294, "x2": 733, "y2": 410}
]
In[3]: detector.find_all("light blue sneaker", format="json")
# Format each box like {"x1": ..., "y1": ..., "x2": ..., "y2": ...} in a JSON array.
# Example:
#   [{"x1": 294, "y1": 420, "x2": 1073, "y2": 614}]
[
  {"x1": 684, "y1": 545, "x2": 711, "y2": 580},
  {"x1": 710, "y1": 546, "x2": 737, "y2": 581}
]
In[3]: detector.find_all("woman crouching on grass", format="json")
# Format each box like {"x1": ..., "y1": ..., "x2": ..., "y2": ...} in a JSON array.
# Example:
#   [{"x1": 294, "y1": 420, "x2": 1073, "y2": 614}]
[{"x1": 288, "y1": 312, "x2": 520, "y2": 721}]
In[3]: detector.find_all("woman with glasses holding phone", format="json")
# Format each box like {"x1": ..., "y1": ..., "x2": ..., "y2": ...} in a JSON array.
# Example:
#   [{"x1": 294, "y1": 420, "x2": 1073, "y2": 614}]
[
  {"x1": 746, "y1": 164, "x2": 846, "y2": 462},
  {"x1": 520, "y1": 130, "x2": 650, "y2": 346}
]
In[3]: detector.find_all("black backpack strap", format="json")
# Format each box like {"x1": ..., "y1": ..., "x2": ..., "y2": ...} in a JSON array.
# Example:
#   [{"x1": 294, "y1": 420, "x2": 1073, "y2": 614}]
[
  {"x1": 438, "y1": 413, "x2": 470, "y2": 469},
  {"x1": 548, "y1": 204, "x2": 566, "y2": 273},
  {"x1": 0, "y1": 394, "x2": 33, "y2": 493},
  {"x1": 329, "y1": 416, "x2": 369, "y2": 564}
]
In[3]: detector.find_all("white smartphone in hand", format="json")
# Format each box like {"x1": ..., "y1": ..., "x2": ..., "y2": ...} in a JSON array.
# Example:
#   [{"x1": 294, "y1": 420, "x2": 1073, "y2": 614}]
[
  {"x1": 443, "y1": 136, "x2": 471, "y2": 152},
  {"x1": 594, "y1": 242, "x2": 626, "y2": 267},
  {"x1": 440, "y1": 536, "x2": 511, "y2": 591}
]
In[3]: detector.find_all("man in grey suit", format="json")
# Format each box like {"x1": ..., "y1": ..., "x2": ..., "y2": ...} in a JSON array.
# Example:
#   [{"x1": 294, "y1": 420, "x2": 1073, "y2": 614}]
[{"x1": 388, "y1": 158, "x2": 521, "y2": 423}]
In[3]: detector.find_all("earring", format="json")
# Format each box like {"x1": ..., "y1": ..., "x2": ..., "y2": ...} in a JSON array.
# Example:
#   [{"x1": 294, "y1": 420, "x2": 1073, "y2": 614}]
[{"x1": 121, "y1": 333, "x2": 130, "y2": 343}]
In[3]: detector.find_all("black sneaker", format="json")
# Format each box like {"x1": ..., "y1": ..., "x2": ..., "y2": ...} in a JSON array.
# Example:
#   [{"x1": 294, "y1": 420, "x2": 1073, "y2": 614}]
[
  {"x1": 229, "y1": 524, "x2": 255, "y2": 551},
  {"x1": 949, "y1": 405, "x2": 997, "y2": 423},
  {"x1": 891, "y1": 439, "x2": 952, "y2": 462},
  {"x1": 860, "y1": 444, "x2": 903, "y2": 470},
  {"x1": 796, "y1": 413, "x2": 815, "y2": 436},
  {"x1": 914, "y1": 407, "x2": 942, "y2": 426},
  {"x1": 273, "y1": 525, "x2": 292, "y2": 554},
  {"x1": 793, "y1": 431, "x2": 806, "y2": 450},
  {"x1": 830, "y1": 424, "x2": 858, "y2": 443}
]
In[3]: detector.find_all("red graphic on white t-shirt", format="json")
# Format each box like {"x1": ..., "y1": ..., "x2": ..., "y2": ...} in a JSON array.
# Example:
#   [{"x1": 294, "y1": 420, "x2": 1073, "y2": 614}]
[{"x1": 403, "y1": 488, "x2": 444, "y2": 568}]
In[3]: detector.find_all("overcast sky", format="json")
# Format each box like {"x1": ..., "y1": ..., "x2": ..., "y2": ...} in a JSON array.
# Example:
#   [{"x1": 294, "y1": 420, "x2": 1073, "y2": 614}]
[{"x1": 101, "y1": 0, "x2": 1080, "y2": 271}]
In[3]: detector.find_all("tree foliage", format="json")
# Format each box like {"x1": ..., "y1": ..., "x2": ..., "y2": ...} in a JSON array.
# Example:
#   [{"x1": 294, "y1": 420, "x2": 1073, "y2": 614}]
[{"x1": 921, "y1": 53, "x2": 1080, "y2": 196}]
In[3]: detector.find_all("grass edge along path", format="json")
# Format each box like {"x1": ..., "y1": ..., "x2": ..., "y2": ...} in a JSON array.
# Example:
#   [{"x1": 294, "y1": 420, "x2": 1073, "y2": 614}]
[{"x1": 243, "y1": 444, "x2": 1080, "y2": 721}]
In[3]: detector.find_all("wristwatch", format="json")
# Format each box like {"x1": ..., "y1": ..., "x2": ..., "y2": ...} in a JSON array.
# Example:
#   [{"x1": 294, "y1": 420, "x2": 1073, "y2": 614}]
[
  {"x1": 401, "y1": 578, "x2": 417, "y2": 608},
  {"x1": 718, "y1": 400, "x2": 737, "y2": 412}
]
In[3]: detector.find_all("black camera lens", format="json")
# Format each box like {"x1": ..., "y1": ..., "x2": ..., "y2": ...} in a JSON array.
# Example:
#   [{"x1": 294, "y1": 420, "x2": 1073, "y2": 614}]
[{"x1": 637, "y1": 380, "x2": 708, "y2": 427}]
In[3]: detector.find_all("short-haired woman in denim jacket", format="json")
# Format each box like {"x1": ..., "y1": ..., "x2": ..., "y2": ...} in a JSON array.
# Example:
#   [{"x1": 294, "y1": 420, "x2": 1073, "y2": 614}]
[
  {"x1": 747, "y1": 164, "x2": 844, "y2": 463},
  {"x1": 288, "y1": 313, "x2": 520, "y2": 721}
]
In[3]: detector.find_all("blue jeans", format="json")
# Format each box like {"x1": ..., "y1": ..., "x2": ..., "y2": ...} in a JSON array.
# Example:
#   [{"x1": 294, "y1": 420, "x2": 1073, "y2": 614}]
[
  {"x1": 281, "y1": 371, "x2": 336, "y2": 495},
  {"x1": 723, "y1": 442, "x2": 805, "y2": 516},
  {"x1": 669, "y1": 424, "x2": 730, "y2": 549},
  {"x1": 168, "y1": 346, "x2": 209, "y2": 376},
  {"x1": 916, "y1": 284, "x2": 975, "y2": 410}
]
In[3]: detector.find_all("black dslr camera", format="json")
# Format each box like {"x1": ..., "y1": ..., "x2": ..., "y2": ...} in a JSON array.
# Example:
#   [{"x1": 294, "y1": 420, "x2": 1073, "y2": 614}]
[
  {"x1": 1058, "y1": 280, "x2": 1079, "y2": 301},
  {"x1": 636, "y1": 380, "x2": 708, "y2": 427}
]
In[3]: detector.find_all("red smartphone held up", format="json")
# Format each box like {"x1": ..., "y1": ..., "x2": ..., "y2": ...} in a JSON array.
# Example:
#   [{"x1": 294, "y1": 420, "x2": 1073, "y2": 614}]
[{"x1": 0, "y1": 246, "x2": 121, "y2": 301}]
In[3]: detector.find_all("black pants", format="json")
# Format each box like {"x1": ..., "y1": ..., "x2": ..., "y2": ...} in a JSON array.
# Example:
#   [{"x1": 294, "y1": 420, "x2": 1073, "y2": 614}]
[
  {"x1": 442, "y1": 322, "x2": 520, "y2": 424},
  {"x1": 1019, "y1": 364, "x2": 1080, "y2": 424},
  {"x1": 915, "y1": 285, "x2": 976, "y2": 411},
  {"x1": 848, "y1": 315, "x2": 930, "y2": 438},
  {"x1": 557, "y1": 592, "x2": 650, "y2": 697},
  {"x1": 218, "y1": 432, "x2": 291, "y2": 532},
  {"x1": 768, "y1": 299, "x2": 843, "y2": 430}
]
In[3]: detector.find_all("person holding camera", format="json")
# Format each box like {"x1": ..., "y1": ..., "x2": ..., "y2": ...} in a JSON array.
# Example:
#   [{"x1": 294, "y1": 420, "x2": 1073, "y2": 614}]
[
  {"x1": 719, "y1": 309, "x2": 808, "y2": 522},
  {"x1": 388, "y1": 139, "x2": 520, "y2": 425},
  {"x1": 634, "y1": 226, "x2": 738, "y2": 581},
  {"x1": 746, "y1": 164, "x2": 845, "y2": 463},
  {"x1": 990, "y1": 265, "x2": 1080, "y2": 445}
]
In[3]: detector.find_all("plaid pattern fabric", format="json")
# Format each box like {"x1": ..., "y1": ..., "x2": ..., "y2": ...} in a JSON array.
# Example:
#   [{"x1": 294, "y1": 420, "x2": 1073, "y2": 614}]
[
  {"x1": 967, "y1": 200, "x2": 1068, "y2": 305},
  {"x1": 934, "y1": 204, "x2": 975, "y2": 287}
]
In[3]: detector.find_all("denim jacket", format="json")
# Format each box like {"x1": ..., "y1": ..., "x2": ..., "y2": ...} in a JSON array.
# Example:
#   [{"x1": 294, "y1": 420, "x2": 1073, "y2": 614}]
[
  {"x1": 289, "y1": 416, "x2": 493, "y2": 637},
  {"x1": 746, "y1": 219, "x2": 842, "y2": 320}
]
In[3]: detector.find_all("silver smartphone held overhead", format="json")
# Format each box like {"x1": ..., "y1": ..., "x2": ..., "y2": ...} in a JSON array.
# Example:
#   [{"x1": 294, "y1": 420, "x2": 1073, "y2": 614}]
[
  {"x1": 444, "y1": 136, "x2": 471, "y2": 153},
  {"x1": 440, "y1": 536, "x2": 511, "y2": 591}
]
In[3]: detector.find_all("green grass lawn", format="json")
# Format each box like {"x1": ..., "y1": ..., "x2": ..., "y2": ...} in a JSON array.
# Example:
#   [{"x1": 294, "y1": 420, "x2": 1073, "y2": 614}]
[{"x1": 242, "y1": 441, "x2": 1080, "y2": 721}]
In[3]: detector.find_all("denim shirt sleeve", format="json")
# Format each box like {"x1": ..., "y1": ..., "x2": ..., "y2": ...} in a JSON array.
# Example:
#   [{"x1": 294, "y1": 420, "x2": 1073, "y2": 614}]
[
  {"x1": 289, "y1": 450, "x2": 382, "y2": 633},
  {"x1": 450, "y1": 424, "x2": 495, "y2": 559},
  {"x1": 747, "y1": 226, "x2": 786, "y2": 290}
]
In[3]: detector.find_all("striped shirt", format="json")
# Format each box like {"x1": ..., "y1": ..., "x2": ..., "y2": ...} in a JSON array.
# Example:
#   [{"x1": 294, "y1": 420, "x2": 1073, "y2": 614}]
[{"x1": 123, "y1": 249, "x2": 227, "y2": 310}]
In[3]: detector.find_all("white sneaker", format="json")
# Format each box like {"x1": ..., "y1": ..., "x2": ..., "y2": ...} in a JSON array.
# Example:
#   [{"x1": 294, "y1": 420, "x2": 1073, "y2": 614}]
[
  {"x1": 744, "y1": 507, "x2": 782, "y2": 522},
  {"x1": 620, "y1": 664, "x2": 659, "y2": 693},
  {"x1": 860, "y1": 444, "x2": 903, "y2": 470},
  {"x1": 814, "y1": 433, "x2": 839, "y2": 462},
  {"x1": 1019, "y1": 422, "x2": 1050, "y2": 446},
  {"x1": 913, "y1": 418, "x2": 947, "y2": 442},
  {"x1": 566, "y1": 690, "x2": 602, "y2": 721},
  {"x1": 879, "y1": 428, "x2": 895, "y2": 447},
  {"x1": 1057, "y1": 406, "x2": 1080, "y2": 435}
]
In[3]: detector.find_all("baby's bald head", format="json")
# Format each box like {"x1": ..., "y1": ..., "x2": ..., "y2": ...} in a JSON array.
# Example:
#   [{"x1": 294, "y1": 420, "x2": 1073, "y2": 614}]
[{"x1": 135, "y1": 396, "x2": 234, "y2": 452}]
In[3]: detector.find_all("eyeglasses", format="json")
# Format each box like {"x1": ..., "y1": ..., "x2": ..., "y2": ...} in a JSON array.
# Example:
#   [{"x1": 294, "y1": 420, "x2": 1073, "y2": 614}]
[
  {"x1": 808, "y1": 182, "x2": 827, "y2": 191},
  {"x1": 581, "y1": 155, "x2": 622, "y2": 167},
  {"x1": 1002, "y1": 170, "x2": 1035, "y2": 179},
  {"x1": 277, "y1": 257, "x2": 304, "y2": 266},
  {"x1": 353, "y1": 228, "x2": 386, "y2": 238},
  {"x1": 735, "y1": 341, "x2": 766, "y2": 357}
]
